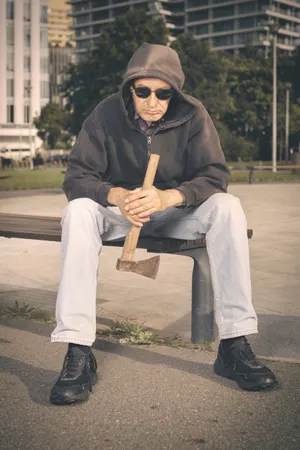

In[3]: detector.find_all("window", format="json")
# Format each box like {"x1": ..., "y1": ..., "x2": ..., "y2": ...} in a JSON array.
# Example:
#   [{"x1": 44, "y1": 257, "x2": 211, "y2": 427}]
[
  {"x1": 76, "y1": 40, "x2": 89, "y2": 49},
  {"x1": 7, "y1": 52, "x2": 14, "y2": 71},
  {"x1": 114, "y1": 6, "x2": 128, "y2": 17},
  {"x1": 7, "y1": 24, "x2": 14, "y2": 46},
  {"x1": 235, "y1": 32, "x2": 255, "y2": 44},
  {"x1": 24, "y1": 105, "x2": 30, "y2": 123},
  {"x1": 213, "y1": 5, "x2": 234, "y2": 18},
  {"x1": 41, "y1": 80, "x2": 49, "y2": 98},
  {"x1": 92, "y1": 25, "x2": 101, "y2": 35},
  {"x1": 24, "y1": 55, "x2": 31, "y2": 72},
  {"x1": 7, "y1": 79, "x2": 14, "y2": 97},
  {"x1": 40, "y1": 57, "x2": 48, "y2": 73},
  {"x1": 24, "y1": 1, "x2": 31, "y2": 21},
  {"x1": 91, "y1": 0, "x2": 109, "y2": 7},
  {"x1": 24, "y1": 80, "x2": 32, "y2": 97},
  {"x1": 76, "y1": 27, "x2": 89, "y2": 37},
  {"x1": 188, "y1": 0, "x2": 208, "y2": 6},
  {"x1": 7, "y1": 1, "x2": 14, "y2": 20},
  {"x1": 40, "y1": 5, "x2": 48, "y2": 23},
  {"x1": 77, "y1": 14, "x2": 89, "y2": 24},
  {"x1": 93, "y1": 10, "x2": 109, "y2": 21},
  {"x1": 7, "y1": 104, "x2": 14, "y2": 123},
  {"x1": 74, "y1": 2, "x2": 90, "y2": 12},
  {"x1": 213, "y1": 34, "x2": 234, "y2": 47},
  {"x1": 238, "y1": 17, "x2": 256, "y2": 29},
  {"x1": 24, "y1": 27, "x2": 31, "y2": 47},
  {"x1": 213, "y1": 20, "x2": 234, "y2": 32},
  {"x1": 40, "y1": 29, "x2": 48, "y2": 48},
  {"x1": 238, "y1": 2, "x2": 256, "y2": 15},
  {"x1": 188, "y1": 9, "x2": 208, "y2": 22},
  {"x1": 189, "y1": 23, "x2": 209, "y2": 35}
]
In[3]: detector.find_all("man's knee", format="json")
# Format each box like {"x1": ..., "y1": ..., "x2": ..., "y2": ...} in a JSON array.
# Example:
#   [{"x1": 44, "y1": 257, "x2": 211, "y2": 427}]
[
  {"x1": 62, "y1": 198, "x2": 99, "y2": 222},
  {"x1": 209, "y1": 193, "x2": 241, "y2": 209},
  {"x1": 203, "y1": 193, "x2": 245, "y2": 223}
]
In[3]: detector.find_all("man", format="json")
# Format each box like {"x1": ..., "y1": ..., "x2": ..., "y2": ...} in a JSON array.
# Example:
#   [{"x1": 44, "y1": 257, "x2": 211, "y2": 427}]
[{"x1": 50, "y1": 43, "x2": 277, "y2": 405}]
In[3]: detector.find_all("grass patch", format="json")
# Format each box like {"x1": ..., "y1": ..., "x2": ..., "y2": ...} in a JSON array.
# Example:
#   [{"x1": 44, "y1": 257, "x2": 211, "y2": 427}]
[
  {"x1": 97, "y1": 320, "x2": 213, "y2": 350},
  {"x1": 1, "y1": 165, "x2": 300, "y2": 191},
  {"x1": 97, "y1": 320, "x2": 185, "y2": 347},
  {"x1": 230, "y1": 170, "x2": 300, "y2": 183},
  {"x1": 0, "y1": 168, "x2": 64, "y2": 190},
  {"x1": 0, "y1": 305, "x2": 213, "y2": 350},
  {"x1": 0, "y1": 300, "x2": 56, "y2": 325}
]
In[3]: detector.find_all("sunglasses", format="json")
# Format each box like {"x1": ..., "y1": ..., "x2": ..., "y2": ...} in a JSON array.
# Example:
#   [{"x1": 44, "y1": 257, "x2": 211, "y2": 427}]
[{"x1": 131, "y1": 85, "x2": 173, "y2": 100}]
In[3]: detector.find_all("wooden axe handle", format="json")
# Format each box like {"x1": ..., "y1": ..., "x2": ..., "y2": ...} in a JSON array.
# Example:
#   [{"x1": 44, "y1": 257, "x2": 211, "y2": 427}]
[{"x1": 119, "y1": 153, "x2": 160, "y2": 262}]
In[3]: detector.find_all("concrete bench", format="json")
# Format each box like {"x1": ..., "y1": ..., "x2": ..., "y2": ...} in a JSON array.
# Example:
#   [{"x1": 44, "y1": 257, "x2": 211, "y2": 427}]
[{"x1": 0, "y1": 212, "x2": 253, "y2": 344}]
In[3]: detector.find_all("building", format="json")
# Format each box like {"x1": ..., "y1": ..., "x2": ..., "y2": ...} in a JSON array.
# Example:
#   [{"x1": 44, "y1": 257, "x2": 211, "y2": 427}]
[
  {"x1": 67, "y1": 0, "x2": 184, "y2": 61},
  {"x1": 49, "y1": 44, "x2": 75, "y2": 105},
  {"x1": 68, "y1": 0, "x2": 300, "y2": 59},
  {"x1": 48, "y1": 0, "x2": 74, "y2": 47},
  {"x1": 185, "y1": 0, "x2": 300, "y2": 55},
  {"x1": 0, "y1": 0, "x2": 49, "y2": 160},
  {"x1": 48, "y1": 1, "x2": 75, "y2": 106}
]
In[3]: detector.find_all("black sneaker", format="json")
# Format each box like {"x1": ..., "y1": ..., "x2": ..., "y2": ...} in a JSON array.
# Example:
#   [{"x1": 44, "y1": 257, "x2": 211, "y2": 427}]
[
  {"x1": 50, "y1": 346, "x2": 98, "y2": 405},
  {"x1": 214, "y1": 336, "x2": 277, "y2": 391}
]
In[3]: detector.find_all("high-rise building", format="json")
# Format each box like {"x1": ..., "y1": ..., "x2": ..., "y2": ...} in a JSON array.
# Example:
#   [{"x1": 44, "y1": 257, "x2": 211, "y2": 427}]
[
  {"x1": 49, "y1": 44, "x2": 76, "y2": 105},
  {"x1": 48, "y1": 0, "x2": 74, "y2": 47},
  {"x1": 68, "y1": 0, "x2": 300, "y2": 60},
  {"x1": 67, "y1": 0, "x2": 185, "y2": 61},
  {"x1": 48, "y1": 1, "x2": 75, "y2": 106},
  {"x1": 186, "y1": 0, "x2": 300, "y2": 55},
  {"x1": 0, "y1": 0, "x2": 49, "y2": 159}
]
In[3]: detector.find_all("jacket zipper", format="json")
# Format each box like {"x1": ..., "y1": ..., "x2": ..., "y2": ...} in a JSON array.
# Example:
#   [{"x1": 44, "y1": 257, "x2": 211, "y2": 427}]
[{"x1": 147, "y1": 135, "x2": 152, "y2": 160}]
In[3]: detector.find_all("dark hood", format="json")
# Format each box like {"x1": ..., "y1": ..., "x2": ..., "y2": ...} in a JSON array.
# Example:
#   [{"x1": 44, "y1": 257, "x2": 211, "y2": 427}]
[
  {"x1": 121, "y1": 43, "x2": 185, "y2": 91},
  {"x1": 120, "y1": 43, "x2": 197, "y2": 124}
]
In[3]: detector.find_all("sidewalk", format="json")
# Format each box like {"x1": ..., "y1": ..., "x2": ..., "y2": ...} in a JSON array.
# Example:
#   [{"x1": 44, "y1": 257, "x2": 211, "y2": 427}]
[
  {"x1": 0, "y1": 184, "x2": 300, "y2": 449},
  {"x1": 0, "y1": 318, "x2": 299, "y2": 450}
]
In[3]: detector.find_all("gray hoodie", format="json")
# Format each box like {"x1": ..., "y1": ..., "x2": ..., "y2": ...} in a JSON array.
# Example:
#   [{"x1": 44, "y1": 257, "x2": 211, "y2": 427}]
[{"x1": 62, "y1": 43, "x2": 230, "y2": 207}]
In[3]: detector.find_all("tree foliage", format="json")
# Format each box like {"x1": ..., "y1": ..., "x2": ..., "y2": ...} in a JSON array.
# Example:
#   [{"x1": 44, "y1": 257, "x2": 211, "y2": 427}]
[
  {"x1": 171, "y1": 34, "x2": 233, "y2": 121},
  {"x1": 62, "y1": 10, "x2": 169, "y2": 135},
  {"x1": 33, "y1": 103, "x2": 70, "y2": 149},
  {"x1": 60, "y1": 8, "x2": 300, "y2": 160}
]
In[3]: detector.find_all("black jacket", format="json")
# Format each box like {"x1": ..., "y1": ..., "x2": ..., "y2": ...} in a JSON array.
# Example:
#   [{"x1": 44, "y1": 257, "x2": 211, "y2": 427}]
[{"x1": 63, "y1": 43, "x2": 230, "y2": 208}]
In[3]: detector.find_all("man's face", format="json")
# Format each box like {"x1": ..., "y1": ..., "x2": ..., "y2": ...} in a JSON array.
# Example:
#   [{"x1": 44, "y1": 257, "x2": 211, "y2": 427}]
[{"x1": 131, "y1": 78, "x2": 172, "y2": 124}]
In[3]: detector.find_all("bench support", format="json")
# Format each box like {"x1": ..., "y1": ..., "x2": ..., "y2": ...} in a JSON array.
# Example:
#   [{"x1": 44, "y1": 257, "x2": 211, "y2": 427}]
[{"x1": 173, "y1": 247, "x2": 214, "y2": 344}]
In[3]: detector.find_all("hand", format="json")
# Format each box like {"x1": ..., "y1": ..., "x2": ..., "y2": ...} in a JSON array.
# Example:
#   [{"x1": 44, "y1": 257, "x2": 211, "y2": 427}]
[
  {"x1": 124, "y1": 187, "x2": 173, "y2": 218},
  {"x1": 108, "y1": 187, "x2": 150, "y2": 227}
]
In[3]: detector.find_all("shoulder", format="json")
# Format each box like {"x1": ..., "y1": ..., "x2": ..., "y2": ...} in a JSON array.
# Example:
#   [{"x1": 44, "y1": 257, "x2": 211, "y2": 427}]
[
  {"x1": 183, "y1": 94, "x2": 208, "y2": 120},
  {"x1": 181, "y1": 94, "x2": 210, "y2": 134},
  {"x1": 85, "y1": 94, "x2": 122, "y2": 129}
]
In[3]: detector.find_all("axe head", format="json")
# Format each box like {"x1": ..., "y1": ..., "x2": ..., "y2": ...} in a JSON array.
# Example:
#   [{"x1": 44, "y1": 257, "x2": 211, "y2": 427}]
[{"x1": 116, "y1": 255, "x2": 160, "y2": 280}]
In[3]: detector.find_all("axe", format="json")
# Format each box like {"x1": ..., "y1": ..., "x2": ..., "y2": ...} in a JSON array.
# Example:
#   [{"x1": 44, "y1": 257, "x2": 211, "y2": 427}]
[{"x1": 116, "y1": 153, "x2": 160, "y2": 279}]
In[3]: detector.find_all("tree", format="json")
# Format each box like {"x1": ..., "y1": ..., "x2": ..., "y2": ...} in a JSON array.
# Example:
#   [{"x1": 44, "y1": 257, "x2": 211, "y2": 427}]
[
  {"x1": 214, "y1": 120, "x2": 257, "y2": 162},
  {"x1": 62, "y1": 10, "x2": 169, "y2": 136},
  {"x1": 171, "y1": 34, "x2": 233, "y2": 121},
  {"x1": 34, "y1": 103, "x2": 70, "y2": 149},
  {"x1": 224, "y1": 48, "x2": 300, "y2": 160}
]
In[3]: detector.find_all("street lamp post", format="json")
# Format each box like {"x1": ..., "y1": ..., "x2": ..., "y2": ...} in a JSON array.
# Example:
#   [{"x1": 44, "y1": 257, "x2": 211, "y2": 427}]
[
  {"x1": 18, "y1": 125, "x2": 22, "y2": 162},
  {"x1": 24, "y1": 84, "x2": 34, "y2": 169},
  {"x1": 285, "y1": 83, "x2": 291, "y2": 164},
  {"x1": 272, "y1": 31, "x2": 277, "y2": 173},
  {"x1": 269, "y1": 21, "x2": 280, "y2": 173}
]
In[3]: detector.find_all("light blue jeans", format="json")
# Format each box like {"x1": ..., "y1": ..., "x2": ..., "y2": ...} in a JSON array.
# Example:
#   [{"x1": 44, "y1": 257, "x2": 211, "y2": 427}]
[{"x1": 51, "y1": 193, "x2": 258, "y2": 345}]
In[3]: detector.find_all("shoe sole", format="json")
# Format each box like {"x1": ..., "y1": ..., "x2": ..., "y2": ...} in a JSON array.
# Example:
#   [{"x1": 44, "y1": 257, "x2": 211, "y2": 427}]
[
  {"x1": 213, "y1": 357, "x2": 277, "y2": 391},
  {"x1": 50, "y1": 373, "x2": 98, "y2": 405}
]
